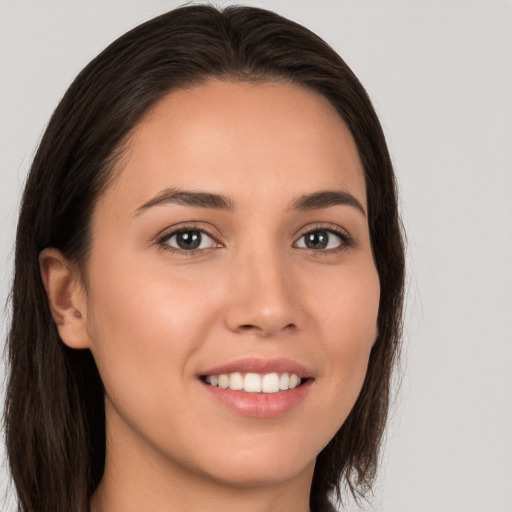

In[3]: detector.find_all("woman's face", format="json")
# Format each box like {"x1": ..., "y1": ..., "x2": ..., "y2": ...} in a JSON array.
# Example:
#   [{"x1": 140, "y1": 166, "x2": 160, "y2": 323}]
[{"x1": 82, "y1": 80, "x2": 380, "y2": 489}]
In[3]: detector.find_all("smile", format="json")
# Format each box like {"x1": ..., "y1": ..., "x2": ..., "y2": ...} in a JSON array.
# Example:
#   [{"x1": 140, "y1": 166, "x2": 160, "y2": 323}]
[
  {"x1": 204, "y1": 372, "x2": 302, "y2": 393},
  {"x1": 199, "y1": 358, "x2": 313, "y2": 418}
]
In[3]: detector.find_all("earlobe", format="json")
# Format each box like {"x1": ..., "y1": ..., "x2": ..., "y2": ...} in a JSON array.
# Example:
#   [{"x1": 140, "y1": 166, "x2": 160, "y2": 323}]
[{"x1": 39, "y1": 248, "x2": 91, "y2": 349}]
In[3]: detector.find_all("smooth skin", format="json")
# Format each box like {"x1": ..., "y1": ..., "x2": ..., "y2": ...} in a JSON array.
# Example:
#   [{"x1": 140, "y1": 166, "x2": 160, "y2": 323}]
[{"x1": 40, "y1": 80, "x2": 380, "y2": 512}]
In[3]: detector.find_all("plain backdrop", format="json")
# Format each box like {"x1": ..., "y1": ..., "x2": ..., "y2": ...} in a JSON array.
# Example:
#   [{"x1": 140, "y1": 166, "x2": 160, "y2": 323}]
[{"x1": 1, "y1": 1, "x2": 511, "y2": 511}]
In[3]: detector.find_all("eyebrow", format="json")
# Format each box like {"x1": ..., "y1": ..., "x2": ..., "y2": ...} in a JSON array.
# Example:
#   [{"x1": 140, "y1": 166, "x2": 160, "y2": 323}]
[
  {"x1": 134, "y1": 187, "x2": 235, "y2": 215},
  {"x1": 134, "y1": 187, "x2": 365, "y2": 217},
  {"x1": 291, "y1": 190, "x2": 366, "y2": 217}
]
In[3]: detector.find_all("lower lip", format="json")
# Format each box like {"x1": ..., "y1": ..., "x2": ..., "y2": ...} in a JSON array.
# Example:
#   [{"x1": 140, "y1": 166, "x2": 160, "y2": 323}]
[{"x1": 200, "y1": 379, "x2": 312, "y2": 418}]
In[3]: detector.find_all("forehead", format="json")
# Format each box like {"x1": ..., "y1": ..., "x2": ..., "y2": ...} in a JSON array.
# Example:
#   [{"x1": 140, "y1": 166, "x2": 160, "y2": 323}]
[{"x1": 99, "y1": 79, "x2": 366, "y2": 216}]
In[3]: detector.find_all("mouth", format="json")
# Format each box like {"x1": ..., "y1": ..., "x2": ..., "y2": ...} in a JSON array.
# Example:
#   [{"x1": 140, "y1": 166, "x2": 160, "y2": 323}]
[
  {"x1": 201, "y1": 372, "x2": 309, "y2": 393},
  {"x1": 197, "y1": 358, "x2": 313, "y2": 417}
]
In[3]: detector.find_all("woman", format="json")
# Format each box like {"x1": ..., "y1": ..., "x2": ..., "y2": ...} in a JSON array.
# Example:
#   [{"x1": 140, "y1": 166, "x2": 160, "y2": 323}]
[{"x1": 4, "y1": 5, "x2": 404, "y2": 512}]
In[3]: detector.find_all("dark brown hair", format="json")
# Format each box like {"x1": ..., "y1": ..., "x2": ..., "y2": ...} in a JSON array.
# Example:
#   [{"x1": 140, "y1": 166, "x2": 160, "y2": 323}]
[{"x1": 4, "y1": 5, "x2": 404, "y2": 512}]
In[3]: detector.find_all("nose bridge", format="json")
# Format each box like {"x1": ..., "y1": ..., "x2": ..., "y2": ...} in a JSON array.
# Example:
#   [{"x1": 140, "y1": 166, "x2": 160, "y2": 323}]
[{"x1": 224, "y1": 238, "x2": 297, "y2": 336}]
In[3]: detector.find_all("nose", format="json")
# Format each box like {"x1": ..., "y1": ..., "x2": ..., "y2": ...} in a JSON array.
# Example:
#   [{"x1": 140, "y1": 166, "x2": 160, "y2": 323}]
[{"x1": 224, "y1": 247, "x2": 299, "y2": 337}]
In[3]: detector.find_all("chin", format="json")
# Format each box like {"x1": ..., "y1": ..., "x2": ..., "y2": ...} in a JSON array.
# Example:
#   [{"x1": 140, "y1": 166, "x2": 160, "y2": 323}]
[
  {"x1": 186, "y1": 441, "x2": 318, "y2": 488},
  {"x1": 202, "y1": 459, "x2": 315, "y2": 489}
]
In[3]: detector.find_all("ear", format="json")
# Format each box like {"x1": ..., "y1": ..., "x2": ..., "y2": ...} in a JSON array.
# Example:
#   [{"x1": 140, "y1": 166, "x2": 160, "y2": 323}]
[{"x1": 39, "y1": 248, "x2": 91, "y2": 349}]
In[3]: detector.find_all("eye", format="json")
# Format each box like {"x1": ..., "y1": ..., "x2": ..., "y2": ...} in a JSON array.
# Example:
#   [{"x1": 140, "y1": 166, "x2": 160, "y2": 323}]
[
  {"x1": 163, "y1": 229, "x2": 218, "y2": 251},
  {"x1": 295, "y1": 229, "x2": 348, "y2": 251}
]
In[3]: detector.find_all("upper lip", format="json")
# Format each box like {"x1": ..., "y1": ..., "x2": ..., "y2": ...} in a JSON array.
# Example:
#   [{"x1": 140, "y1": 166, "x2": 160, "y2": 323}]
[{"x1": 200, "y1": 357, "x2": 313, "y2": 378}]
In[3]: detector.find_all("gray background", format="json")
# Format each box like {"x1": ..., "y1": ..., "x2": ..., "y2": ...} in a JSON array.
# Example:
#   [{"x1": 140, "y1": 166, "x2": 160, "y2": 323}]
[{"x1": 1, "y1": 1, "x2": 511, "y2": 511}]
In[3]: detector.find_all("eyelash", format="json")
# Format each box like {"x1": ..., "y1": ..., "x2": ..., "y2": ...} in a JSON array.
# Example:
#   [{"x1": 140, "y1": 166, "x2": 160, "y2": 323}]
[
  {"x1": 156, "y1": 223, "x2": 220, "y2": 256},
  {"x1": 296, "y1": 223, "x2": 354, "y2": 255},
  {"x1": 156, "y1": 223, "x2": 354, "y2": 256}
]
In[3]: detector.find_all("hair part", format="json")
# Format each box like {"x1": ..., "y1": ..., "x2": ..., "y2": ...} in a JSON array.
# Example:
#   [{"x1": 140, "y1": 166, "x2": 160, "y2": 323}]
[{"x1": 5, "y1": 5, "x2": 404, "y2": 512}]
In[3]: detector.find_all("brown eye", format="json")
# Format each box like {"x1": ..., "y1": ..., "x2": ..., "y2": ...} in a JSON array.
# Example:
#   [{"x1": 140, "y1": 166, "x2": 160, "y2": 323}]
[
  {"x1": 165, "y1": 230, "x2": 216, "y2": 251},
  {"x1": 295, "y1": 230, "x2": 343, "y2": 250}
]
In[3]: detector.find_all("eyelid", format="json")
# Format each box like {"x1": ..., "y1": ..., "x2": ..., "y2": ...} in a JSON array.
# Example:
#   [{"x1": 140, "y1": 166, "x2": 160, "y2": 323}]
[
  {"x1": 294, "y1": 223, "x2": 354, "y2": 252},
  {"x1": 154, "y1": 221, "x2": 354, "y2": 255},
  {"x1": 156, "y1": 222, "x2": 224, "y2": 254}
]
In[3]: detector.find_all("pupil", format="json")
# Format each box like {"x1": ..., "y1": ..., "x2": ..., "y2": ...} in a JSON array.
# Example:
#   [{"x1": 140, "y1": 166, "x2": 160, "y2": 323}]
[
  {"x1": 306, "y1": 230, "x2": 328, "y2": 249},
  {"x1": 177, "y1": 230, "x2": 201, "y2": 250}
]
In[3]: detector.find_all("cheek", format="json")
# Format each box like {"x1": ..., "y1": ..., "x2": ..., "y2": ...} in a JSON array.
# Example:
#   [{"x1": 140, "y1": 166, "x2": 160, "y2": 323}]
[
  {"x1": 84, "y1": 252, "x2": 222, "y2": 405},
  {"x1": 309, "y1": 262, "x2": 380, "y2": 404}
]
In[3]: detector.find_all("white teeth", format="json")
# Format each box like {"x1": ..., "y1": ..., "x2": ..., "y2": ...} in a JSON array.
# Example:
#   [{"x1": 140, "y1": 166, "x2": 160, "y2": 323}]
[
  {"x1": 289, "y1": 373, "x2": 301, "y2": 389},
  {"x1": 229, "y1": 372, "x2": 244, "y2": 391},
  {"x1": 218, "y1": 374, "x2": 229, "y2": 389},
  {"x1": 204, "y1": 371, "x2": 302, "y2": 393},
  {"x1": 261, "y1": 373, "x2": 280, "y2": 393},
  {"x1": 244, "y1": 373, "x2": 261, "y2": 393}
]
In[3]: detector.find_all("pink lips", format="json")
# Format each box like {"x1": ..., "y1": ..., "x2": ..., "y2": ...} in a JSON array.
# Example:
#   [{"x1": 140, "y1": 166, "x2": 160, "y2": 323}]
[
  {"x1": 199, "y1": 357, "x2": 313, "y2": 418},
  {"x1": 200, "y1": 357, "x2": 312, "y2": 378}
]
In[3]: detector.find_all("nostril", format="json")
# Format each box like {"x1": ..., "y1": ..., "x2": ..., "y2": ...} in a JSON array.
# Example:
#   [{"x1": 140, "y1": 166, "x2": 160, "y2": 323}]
[
  {"x1": 236, "y1": 322, "x2": 297, "y2": 337},
  {"x1": 224, "y1": 300, "x2": 299, "y2": 336}
]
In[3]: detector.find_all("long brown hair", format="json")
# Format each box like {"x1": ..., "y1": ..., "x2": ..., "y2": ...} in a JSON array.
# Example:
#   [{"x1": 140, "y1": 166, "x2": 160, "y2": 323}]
[{"x1": 4, "y1": 5, "x2": 405, "y2": 512}]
